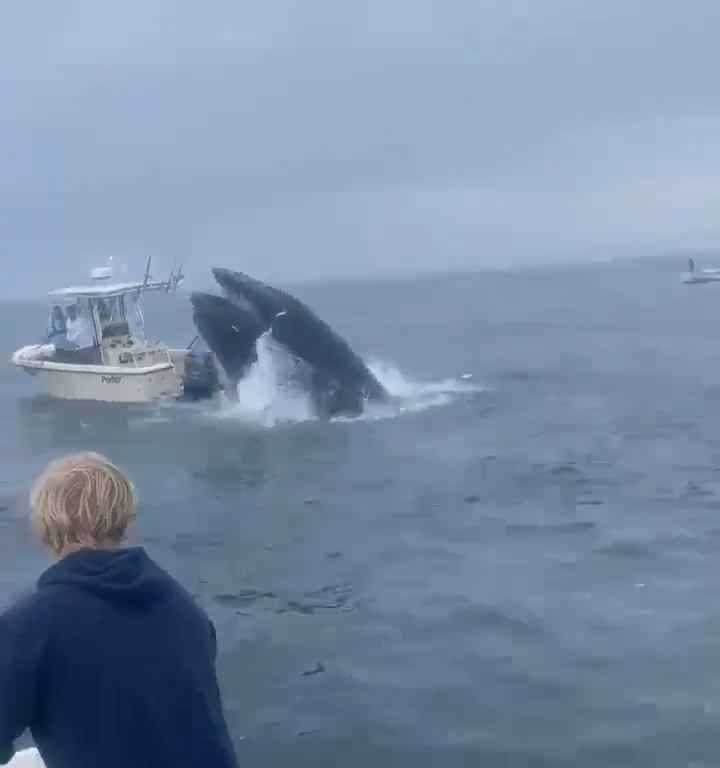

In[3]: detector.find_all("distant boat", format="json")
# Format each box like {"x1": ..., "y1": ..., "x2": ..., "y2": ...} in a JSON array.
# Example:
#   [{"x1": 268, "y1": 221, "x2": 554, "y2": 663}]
[{"x1": 681, "y1": 257, "x2": 720, "y2": 284}]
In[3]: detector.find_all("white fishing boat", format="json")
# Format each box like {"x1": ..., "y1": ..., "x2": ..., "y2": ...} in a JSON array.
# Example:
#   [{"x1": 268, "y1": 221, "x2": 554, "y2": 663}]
[{"x1": 12, "y1": 259, "x2": 218, "y2": 404}]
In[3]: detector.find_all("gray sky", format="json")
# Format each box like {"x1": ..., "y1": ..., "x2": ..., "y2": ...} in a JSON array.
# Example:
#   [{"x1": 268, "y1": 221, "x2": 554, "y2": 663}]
[{"x1": 2, "y1": 1, "x2": 720, "y2": 295}]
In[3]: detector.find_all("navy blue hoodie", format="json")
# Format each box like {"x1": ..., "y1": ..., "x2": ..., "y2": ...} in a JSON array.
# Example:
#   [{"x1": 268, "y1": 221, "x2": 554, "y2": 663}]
[{"x1": 0, "y1": 547, "x2": 238, "y2": 768}]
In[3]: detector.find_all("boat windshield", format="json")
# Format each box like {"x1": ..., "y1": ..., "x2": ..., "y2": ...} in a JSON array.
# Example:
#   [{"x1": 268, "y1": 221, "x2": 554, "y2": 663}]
[
  {"x1": 91, "y1": 292, "x2": 145, "y2": 341},
  {"x1": 96, "y1": 295, "x2": 124, "y2": 327},
  {"x1": 46, "y1": 304, "x2": 68, "y2": 343},
  {"x1": 49, "y1": 299, "x2": 97, "y2": 349},
  {"x1": 44, "y1": 291, "x2": 147, "y2": 347}
]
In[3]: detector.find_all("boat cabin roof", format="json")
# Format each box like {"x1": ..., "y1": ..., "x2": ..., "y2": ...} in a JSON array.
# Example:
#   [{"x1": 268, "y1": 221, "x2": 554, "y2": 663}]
[{"x1": 49, "y1": 282, "x2": 145, "y2": 299}]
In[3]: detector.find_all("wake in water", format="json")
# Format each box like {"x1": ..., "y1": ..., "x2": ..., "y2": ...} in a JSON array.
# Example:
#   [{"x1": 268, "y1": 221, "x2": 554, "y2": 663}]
[{"x1": 213, "y1": 334, "x2": 482, "y2": 428}]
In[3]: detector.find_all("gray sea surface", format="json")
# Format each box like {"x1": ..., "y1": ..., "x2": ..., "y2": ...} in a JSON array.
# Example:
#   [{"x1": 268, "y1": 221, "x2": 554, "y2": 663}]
[{"x1": 2, "y1": 260, "x2": 720, "y2": 766}]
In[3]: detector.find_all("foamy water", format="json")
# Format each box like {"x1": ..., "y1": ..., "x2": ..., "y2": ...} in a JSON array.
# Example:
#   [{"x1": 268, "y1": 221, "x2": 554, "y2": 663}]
[
  {"x1": 213, "y1": 334, "x2": 483, "y2": 428},
  {"x1": 218, "y1": 334, "x2": 316, "y2": 427}
]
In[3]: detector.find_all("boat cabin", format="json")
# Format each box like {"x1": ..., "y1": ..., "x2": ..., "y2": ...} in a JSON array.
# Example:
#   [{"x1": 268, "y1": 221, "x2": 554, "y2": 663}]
[
  {"x1": 11, "y1": 260, "x2": 200, "y2": 403},
  {"x1": 45, "y1": 281, "x2": 167, "y2": 367}
]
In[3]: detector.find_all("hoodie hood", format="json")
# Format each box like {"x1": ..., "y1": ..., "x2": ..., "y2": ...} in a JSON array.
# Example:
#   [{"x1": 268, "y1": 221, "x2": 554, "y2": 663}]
[{"x1": 38, "y1": 547, "x2": 172, "y2": 604}]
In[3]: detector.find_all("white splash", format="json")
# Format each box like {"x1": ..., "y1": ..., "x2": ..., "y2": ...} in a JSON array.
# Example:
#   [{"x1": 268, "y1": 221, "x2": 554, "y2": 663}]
[
  {"x1": 219, "y1": 333, "x2": 315, "y2": 428},
  {"x1": 213, "y1": 338, "x2": 483, "y2": 428},
  {"x1": 368, "y1": 360, "x2": 480, "y2": 399},
  {"x1": 345, "y1": 359, "x2": 483, "y2": 422}
]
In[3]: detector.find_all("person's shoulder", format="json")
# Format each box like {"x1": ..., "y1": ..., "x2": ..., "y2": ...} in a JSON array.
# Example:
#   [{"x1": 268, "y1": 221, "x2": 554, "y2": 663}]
[
  {"x1": 0, "y1": 587, "x2": 57, "y2": 637},
  {"x1": 145, "y1": 556, "x2": 213, "y2": 629}
]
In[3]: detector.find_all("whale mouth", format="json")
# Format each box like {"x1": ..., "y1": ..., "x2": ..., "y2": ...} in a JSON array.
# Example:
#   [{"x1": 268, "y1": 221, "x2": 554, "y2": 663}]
[
  {"x1": 210, "y1": 268, "x2": 280, "y2": 325},
  {"x1": 193, "y1": 267, "x2": 390, "y2": 418}
]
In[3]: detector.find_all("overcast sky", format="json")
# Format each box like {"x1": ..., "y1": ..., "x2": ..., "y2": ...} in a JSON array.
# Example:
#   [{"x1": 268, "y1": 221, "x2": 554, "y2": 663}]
[{"x1": 2, "y1": 1, "x2": 720, "y2": 295}]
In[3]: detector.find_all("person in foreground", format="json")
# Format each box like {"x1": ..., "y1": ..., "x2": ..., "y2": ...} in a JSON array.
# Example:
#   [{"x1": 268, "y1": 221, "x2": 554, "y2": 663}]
[{"x1": 0, "y1": 452, "x2": 239, "y2": 768}]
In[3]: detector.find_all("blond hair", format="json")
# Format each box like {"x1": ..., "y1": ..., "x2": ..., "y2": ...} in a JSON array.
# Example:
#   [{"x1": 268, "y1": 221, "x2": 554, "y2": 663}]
[{"x1": 30, "y1": 452, "x2": 136, "y2": 555}]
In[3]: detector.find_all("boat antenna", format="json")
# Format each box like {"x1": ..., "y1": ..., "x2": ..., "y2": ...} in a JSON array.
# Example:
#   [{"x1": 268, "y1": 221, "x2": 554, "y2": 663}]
[{"x1": 143, "y1": 255, "x2": 153, "y2": 288}]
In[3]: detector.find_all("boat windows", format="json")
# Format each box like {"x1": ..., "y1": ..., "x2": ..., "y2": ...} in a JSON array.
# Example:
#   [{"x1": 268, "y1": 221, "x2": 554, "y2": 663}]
[
  {"x1": 46, "y1": 305, "x2": 67, "y2": 344},
  {"x1": 65, "y1": 302, "x2": 96, "y2": 349},
  {"x1": 96, "y1": 296, "x2": 123, "y2": 332},
  {"x1": 98, "y1": 296, "x2": 123, "y2": 324},
  {"x1": 125, "y1": 292, "x2": 146, "y2": 342}
]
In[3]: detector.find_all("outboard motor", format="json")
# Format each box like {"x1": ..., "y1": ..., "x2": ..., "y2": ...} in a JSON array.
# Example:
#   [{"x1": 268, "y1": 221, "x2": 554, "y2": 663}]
[{"x1": 182, "y1": 346, "x2": 220, "y2": 400}]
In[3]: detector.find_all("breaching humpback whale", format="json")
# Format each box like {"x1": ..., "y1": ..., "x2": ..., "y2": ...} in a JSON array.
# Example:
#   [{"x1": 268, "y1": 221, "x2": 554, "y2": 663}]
[
  {"x1": 190, "y1": 269, "x2": 388, "y2": 417},
  {"x1": 190, "y1": 291, "x2": 264, "y2": 393}
]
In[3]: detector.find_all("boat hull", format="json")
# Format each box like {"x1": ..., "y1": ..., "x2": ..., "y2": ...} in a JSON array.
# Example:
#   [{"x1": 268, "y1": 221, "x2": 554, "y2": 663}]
[{"x1": 13, "y1": 355, "x2": 181, "y2": 404}]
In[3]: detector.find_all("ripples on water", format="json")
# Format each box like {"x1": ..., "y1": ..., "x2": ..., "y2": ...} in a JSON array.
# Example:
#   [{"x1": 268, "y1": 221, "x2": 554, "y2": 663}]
[{"x1": 2, "y1": 261, "x2": 720, "y2": 765}]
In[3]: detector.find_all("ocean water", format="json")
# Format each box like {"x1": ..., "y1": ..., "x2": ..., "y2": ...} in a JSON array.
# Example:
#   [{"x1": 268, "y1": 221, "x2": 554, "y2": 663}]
[{"x1": 2, "y1": 259, "x2": 720, "y2": 766}]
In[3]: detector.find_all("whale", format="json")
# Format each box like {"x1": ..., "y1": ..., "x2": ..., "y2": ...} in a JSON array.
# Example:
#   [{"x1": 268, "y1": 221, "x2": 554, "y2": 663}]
[
  {"x1": 190, "y1": 269, "x2": 388, "y2": 417},
  {"x1": 189, "y1": 291, "x2": 264, "y2": 397}
]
